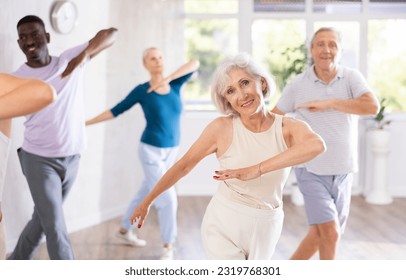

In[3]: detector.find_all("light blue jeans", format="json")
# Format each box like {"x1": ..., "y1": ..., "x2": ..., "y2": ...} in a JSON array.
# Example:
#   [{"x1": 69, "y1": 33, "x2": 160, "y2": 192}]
[{"x1": 121, "y1": 142, "x2": 179, "y2": 244}]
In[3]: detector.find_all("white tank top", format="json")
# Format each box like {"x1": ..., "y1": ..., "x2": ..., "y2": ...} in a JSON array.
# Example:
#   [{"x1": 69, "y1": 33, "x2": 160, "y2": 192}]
[{"x1": 217, "y1": 114, "x2": 290, "y2": 209}]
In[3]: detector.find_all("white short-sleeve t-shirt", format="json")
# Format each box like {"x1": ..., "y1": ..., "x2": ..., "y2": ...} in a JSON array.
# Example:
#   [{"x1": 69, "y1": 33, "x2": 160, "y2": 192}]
[{"x1": 13, "y1": 43, "x2": 89, "y2": 157}]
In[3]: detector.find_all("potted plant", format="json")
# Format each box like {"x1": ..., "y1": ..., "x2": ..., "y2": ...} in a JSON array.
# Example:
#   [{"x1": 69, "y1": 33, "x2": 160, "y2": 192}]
[
  {"x1": 273, "y1": 43, "x2": 309, "y2": 91},
  {"x1": 368, "y1": 98, "x2": 391, "y2": 150},
  {"x1": 374, "y1": 98, "x2": 391, "y2": 129}
]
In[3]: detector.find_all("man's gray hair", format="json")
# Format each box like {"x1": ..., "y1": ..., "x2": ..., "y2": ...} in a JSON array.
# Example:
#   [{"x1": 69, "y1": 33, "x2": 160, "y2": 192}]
[{"x1": 310, "y1": 27, "x2": 342, "y2": 47}]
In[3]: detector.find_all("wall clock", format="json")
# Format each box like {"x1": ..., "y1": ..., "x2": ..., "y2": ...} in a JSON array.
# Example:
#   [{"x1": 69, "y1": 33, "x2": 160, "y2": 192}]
[{"x1": 50, "y1": 1, "x2": 78, "y2": 34}]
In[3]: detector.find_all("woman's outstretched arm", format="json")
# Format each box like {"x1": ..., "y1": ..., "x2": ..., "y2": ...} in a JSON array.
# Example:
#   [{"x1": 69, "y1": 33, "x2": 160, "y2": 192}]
[
  {"x1": 86, "y1": 110, "x2": 114, "y2": 126},
  {"x1": 148, "y1": 59, "x2": 200, "y2": 93},
  {"x1": 0, "y1": 74, "x2": 56, "y2": 120},
  {"x1": 130, "y1": 117, "x2": 225, "y2": 228}
]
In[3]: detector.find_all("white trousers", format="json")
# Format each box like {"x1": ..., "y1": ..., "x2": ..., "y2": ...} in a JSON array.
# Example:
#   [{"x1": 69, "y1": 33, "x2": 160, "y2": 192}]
[{"x1": 201, "y1": 190, "x2": 284, "y2": 260}]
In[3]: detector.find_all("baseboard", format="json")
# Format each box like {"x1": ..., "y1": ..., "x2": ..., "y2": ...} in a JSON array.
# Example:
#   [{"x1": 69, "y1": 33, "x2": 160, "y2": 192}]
[{"x1": 358, "y1": 184, "x2": 406, "y2": 198}]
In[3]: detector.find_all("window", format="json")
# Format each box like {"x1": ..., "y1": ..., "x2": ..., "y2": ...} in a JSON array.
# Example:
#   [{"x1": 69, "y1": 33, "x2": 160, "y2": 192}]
[
  {"x1": 254, "y1": 0, "x2": 305, "y2": 12},
  {"x1": 252, "y1": 20, "x2": 306, "y2": 107},
  {"x1": 313, "y1": 0, "x2": 362, "y2": 13},
  {"x1": 185, "y1": 0, "x2": 238, "y2": 14},
  {"x1": 184, "y1": 0, "x2": 238, "y2": 111},
  {"x1": 183, "y1": 0, "x2": 406, "y2": 111},
  {"x1": 185, "y1": 18, "x2": 238, "y2": 110},
  {"x1": 369, "y1": 0, "x2": 406, "y2": 14},
  {"x1": 368, "y1": 19, "x2": 406, "y2": 110}
]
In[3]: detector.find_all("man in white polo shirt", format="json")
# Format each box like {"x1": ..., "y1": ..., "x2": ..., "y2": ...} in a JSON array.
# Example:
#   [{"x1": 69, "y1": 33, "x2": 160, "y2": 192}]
[{"x1": 272, "y1": 27, "x2": 379, "y2": 259}]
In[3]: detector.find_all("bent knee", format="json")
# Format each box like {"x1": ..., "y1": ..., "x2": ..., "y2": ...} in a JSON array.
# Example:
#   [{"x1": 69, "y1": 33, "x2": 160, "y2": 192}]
[{"x1": 318, "y1": 221, "x2": 340, "y2": 243}]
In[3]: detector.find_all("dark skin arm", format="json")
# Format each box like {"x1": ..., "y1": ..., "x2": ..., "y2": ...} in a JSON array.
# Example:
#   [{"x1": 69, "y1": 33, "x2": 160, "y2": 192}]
[{"x1": 61, "y1": 27, "x2": 118, "y2": 78}]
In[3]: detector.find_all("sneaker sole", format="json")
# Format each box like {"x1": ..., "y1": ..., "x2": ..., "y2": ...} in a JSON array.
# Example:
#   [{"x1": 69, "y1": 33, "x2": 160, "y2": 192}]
[{"x1": 115, "y1": 233, "x2": 147, "y2": 247}]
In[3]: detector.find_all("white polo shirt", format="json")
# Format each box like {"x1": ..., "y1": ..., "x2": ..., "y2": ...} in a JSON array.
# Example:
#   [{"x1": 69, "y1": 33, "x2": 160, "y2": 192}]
[{"x1": 276, "y1": 65, "x2": 372, "y2": 175}]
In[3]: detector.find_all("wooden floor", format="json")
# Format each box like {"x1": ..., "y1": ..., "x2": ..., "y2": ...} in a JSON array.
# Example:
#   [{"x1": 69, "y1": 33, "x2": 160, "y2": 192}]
[{"x1": 33, "y1": 195, "x2": 406, "y2": 260}]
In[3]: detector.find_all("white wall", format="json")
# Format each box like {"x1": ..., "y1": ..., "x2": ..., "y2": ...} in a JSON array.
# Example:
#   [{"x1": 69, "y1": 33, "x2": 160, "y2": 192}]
[{"x1": 176, "y1": 111, "x2": 220, "y2": 195}]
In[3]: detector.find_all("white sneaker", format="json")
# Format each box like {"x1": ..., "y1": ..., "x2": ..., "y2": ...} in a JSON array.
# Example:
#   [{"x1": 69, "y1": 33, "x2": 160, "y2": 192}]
[
  {"x1": 160, "y1": 247, "x2": 174, "y2": 260},
  {"x1": 115, "y1": 231, "x2": 147, "y2": 247}
]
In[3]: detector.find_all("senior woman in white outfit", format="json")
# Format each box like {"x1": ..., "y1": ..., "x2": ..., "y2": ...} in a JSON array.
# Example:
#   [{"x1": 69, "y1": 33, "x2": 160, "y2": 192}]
[{"x1": 130, "y1": 53, "x2": 326, "y2": 260}]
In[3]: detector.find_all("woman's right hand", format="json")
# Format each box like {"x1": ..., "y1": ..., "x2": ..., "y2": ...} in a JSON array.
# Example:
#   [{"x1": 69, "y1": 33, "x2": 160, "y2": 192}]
[
  {"x1": 213, "y1": 163, "x2": 262, "y2": 181},
  {"x1": 130, "y1": 201, "x2": 151, "y2": 228}
]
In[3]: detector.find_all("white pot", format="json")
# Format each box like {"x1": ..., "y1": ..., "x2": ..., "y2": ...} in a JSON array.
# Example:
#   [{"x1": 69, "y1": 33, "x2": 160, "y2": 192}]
[{"x1": 368, "y1": 129, "x2": 390, "y2": 152}]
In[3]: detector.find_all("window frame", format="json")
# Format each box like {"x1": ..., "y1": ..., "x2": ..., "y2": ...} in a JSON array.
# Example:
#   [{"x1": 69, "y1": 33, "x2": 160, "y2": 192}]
[{"x1": 182, "y1": 0, "x2": 406, "y2": 111}]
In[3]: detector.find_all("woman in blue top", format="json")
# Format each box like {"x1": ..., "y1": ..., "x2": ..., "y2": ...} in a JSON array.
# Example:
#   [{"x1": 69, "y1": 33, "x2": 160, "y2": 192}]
[{"x1": 86, "y1": 47, "x2": 199, "y2": 259}]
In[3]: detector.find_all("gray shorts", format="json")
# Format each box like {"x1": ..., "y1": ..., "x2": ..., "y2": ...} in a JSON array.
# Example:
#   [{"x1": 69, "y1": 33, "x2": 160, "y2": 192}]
[{"x1": 294, "y1": 167, "x2": 353, "y2": 233}]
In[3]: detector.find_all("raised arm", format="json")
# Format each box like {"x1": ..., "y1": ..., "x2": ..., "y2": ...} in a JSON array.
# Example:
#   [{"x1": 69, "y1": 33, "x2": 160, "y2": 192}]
[
  {"x1": 130, "y1": 117, "x2": 223, "y2": 228},
  {"x1": 86, "y1": 110, "x2": 114, "y2": 126},
  {"x1": 148, "y1": 59, "x2": 200, "y2": 93},
  {"x1": 0, "y1": 74, "x2": 56, "y2": 120},
  {"x1": 62, "y1": 27, "x2": 118, "y2": 78},
  {"x1": 86, "y1": 27, "x2": 119, "y2": 59},
  {"x1": 214, "y1": 117, "x2": 326, "y2": 181},
  {"x1": 167, "y1": 59, "x2": 200, "y2": 81}
]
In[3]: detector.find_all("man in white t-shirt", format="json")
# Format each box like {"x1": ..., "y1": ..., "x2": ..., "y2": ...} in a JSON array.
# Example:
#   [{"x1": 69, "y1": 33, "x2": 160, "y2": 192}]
[
  {"x1": 0, "y1": 73, "x2": 56, "y2": 259},
  {"x1": 7, "y1": 15, "x2": 117, "y2": 260},
  {"x1": 272, "y1": 27, "x2": 379, "y2": 259}
]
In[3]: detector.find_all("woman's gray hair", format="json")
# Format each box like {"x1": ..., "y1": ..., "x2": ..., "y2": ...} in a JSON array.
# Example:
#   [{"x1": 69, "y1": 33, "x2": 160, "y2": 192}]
[
  {"x1": 142, "y1": 47, "x2": 159, "y2": 63},
  {"x1": 211, "y1": 53, "x2": 276, "y2": 116}
]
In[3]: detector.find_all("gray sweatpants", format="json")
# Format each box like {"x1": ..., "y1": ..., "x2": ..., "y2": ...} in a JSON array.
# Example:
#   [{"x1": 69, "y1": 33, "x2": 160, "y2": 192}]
[{"x1": 8, "y1": 148, "x2": 80, "y2": 260}]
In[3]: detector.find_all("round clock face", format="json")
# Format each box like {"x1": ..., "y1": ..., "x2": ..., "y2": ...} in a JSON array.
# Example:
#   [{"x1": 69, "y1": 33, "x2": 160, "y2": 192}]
[{"x1": 51, "y1": 1, "x2": 78, "y2": 34}]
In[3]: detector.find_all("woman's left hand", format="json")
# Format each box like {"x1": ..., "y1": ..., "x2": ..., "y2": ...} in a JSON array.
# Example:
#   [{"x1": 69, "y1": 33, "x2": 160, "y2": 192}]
[{"x1": 213, "y1": 164, "x2": 261, "y2": 181}]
